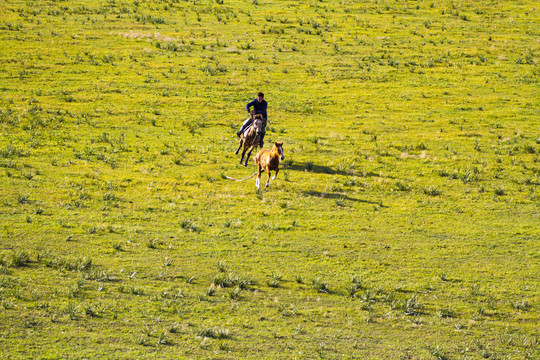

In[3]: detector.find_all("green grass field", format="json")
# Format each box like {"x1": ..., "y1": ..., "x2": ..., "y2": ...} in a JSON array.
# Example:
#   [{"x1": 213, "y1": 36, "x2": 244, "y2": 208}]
[{"x1": 0, "y1": 0, "x2": 538, "y2": 358}]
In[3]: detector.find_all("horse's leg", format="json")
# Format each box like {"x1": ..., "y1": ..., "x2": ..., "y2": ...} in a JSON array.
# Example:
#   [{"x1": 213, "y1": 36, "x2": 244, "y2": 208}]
[
  {"x1": 272, "y1": 168, "x2": 279, "y2": 180},
  {"x1": 244, "y1": 146, "x2": 254, "y2": 167},
  {"x1": 240, "y1": 143, "x2": 248, "y2": 164},
  {"x1": 256, "y1": 163, "x2": 262, "y2": 189},
  {"x1": 265, "y1": 168, "x2": 271, "y2": 188},
  {"x1": 244, "y1": 146, "x2": 253, "y2": 166},
  {"x1": 245, "y1": 135, "x2": 260, "y2": 166},
  {"x1": 235, "y1": 139, "x2": 243, "y2": 155},
  {"x1": 240, "y1": 151, "x2": 245, "y2": 164}
]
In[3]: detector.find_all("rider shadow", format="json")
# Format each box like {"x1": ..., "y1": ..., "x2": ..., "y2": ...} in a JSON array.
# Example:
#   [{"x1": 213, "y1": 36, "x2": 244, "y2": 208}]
[{"x1": 301, "y1": 190, "x2": 388, "y2": 207}]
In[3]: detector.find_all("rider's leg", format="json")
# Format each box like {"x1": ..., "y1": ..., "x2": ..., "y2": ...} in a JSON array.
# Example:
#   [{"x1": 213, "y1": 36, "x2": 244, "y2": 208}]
[
  {"x1": 237, "y1": 117, "x2": 252, "y2": 137},
  {"x1": 259, "y1": 129, "x2": 265, "y2": 148}
]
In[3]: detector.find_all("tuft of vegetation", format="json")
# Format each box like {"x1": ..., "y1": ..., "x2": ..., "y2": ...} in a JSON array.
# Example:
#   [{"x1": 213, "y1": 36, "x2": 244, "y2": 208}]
[
  {"x1": 11, "y1": 251, "x2": 30, "y2": 267},
  {"x1": 197, "y1": 327, "x2": 231, "y2": 339},
  {"x1": 312, "y1": 277, "x2": 332, "y2": 294},
  {"x1": 212, "y1": 272, "x2": 254, "y2": 290}
]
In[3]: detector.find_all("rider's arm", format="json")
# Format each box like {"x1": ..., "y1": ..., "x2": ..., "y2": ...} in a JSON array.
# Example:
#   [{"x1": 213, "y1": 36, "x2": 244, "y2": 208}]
[{"x1": 246, "y1": 99, "x2": 255, "y2": 113}]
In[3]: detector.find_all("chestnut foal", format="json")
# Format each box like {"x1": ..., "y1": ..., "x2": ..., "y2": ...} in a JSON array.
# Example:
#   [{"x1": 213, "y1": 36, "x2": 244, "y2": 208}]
[{"x1": 255, "y1": 142, "x2": 284, "y2": 189}]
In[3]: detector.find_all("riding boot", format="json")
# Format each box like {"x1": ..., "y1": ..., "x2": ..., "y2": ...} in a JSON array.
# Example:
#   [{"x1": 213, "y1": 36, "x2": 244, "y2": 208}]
[
  {"x1": 237, "y1": 117, "x2": 252, "y2": 137},
  {"x1": 259, "y1": 132, "x2": 265, "y2": 148}
]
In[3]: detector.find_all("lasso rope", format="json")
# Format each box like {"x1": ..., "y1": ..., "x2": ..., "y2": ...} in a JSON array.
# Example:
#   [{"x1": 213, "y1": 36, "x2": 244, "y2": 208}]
[{"x1": 223, "y1": 171, "x2": 257, "y2": 182}]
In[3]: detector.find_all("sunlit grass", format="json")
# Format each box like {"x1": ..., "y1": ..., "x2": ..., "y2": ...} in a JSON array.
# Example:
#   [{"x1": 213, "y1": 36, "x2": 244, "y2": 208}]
[{"x1": 0, "y1": 0, "x2": 538, "y2": 358}]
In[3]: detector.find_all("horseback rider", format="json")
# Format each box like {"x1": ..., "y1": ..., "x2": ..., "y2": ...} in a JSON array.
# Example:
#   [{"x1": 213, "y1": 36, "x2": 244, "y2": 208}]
[{"x1": 236, "y1": 92, "x2": 267, "y2": 148}]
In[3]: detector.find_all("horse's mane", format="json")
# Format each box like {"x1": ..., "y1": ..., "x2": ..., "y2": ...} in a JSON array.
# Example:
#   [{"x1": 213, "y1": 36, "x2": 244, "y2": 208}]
[{"x1": 251, "y1": 115, "x2": 263, "y2": 129}]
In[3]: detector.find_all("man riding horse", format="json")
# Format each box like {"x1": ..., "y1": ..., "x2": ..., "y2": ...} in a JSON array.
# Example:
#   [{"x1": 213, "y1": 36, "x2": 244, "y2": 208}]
[{"x1": 236, "y1": 92, "x2": 267, "y2": 148}]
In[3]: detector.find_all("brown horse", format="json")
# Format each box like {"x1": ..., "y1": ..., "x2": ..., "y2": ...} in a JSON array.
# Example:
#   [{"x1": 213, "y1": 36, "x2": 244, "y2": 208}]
[
  {"x1": 255, "y1": 142, "x2": 284, "y2": 189},
  {"x1": 235, "y1": 114, "x2": 263, "y2": 167}
]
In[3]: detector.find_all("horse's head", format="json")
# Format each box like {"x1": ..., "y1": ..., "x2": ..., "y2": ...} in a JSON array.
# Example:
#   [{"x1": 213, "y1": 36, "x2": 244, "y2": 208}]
[
  {"x1": 275, "y1": 142, "x2": 284, "y2": 160},
  {"x1": 253, "y1": 116, "x2": 263, "y2": 136}
]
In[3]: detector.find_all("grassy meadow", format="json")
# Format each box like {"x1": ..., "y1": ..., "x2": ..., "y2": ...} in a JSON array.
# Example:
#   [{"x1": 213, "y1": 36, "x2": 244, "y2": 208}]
[{"x1": 0, "y1": 0, "x2": 538, "y2": 358}]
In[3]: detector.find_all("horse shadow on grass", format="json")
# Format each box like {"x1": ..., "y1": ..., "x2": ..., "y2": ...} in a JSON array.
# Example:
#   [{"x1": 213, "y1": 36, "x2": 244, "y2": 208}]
[
  {"x1": 283, "y1": 161, "x2": 388, "y2": 178},
  {"x1": 283, "y1": 162, "x2": 352, "y2": 176},
  {"x1": 302, "y1": 190, "x2": 388, "y2": 208}
]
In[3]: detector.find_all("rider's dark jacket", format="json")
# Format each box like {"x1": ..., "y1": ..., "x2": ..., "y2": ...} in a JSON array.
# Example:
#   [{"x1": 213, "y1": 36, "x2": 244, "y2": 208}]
[{"x1": 246, "y1": 98, "x2": 267, "y2": 119}]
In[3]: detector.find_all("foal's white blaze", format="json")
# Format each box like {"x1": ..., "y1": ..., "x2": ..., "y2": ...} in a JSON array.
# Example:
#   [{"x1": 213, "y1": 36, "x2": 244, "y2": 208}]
[{"x1": 278, "y1": 146, "x2": 284, "y2": 160}]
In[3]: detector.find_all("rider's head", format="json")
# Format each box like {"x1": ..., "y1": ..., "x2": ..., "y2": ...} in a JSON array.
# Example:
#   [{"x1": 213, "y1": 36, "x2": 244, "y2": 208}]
[{"x1": 257, "y1": 92, "x2": 264, "y2": 102}]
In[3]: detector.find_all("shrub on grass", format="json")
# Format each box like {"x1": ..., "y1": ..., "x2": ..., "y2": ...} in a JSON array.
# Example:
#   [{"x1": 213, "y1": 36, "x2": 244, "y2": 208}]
[
  {"x1": 437, "y1": 307, "x2": 456, "y2": 318},
  {"x1": 424, "y1": 186, "x2": 442, "y2": 196},
  {"x1": 180, "y1": 219, "x2": 200, "y2": 233},
  {"x1": 0, "y1": 144, "x2": 26, "y2": 158},
  {"x1": 512, "y1": 299, "x2": 531, "y2": 311},
  {"x1": 118, "y1": 284, "x2": 144, "y2": 296},
  {"x1": 169, "y1": 323, "x2": 181, "y2": 333},
  {"x1": 228, "y1": 286, "x2": 242, "y2": 300},
  {"x1": 312, "y1": 277, "x2": 332, "y2": 294},
  {"x1": 427, "y1": 345, "x2": 449, "y2": 360},
  {"x1": 212, "y1": 272, "x2": 254, "y2": 289},
  {"x1": 83, "y1": 305, "x2": 98, "y2": 317},
  {"x1": 348, "y1": 275, "x2": 364, "y2": 297},
  {"x1": 197, "y1": 327, "x2": 230, "y2": 339},
  {"x1": 217, "y1": 261, "x2": 228, "y2": 273},
  {"x1": 11, "y1": 251, "x2": 30, "y2": 267},
  {"x1": 64, "y1": 303, "x2": 79, "y2": 320},
  {"x1": 17, "y1": 194, "x2": 30, "y2": 204},
  {"x1": 267, "y1": 273, "x2": 281, "y2": 288},
  {"x1": 402, "y1": 294, "x2": 424, "y2": 316},
  {"x1": 395, "y1": 181, "x2": 411, "y2": 191},
  {"x1": 157, "y1": 332, "x2": 172, "y2": 346}
]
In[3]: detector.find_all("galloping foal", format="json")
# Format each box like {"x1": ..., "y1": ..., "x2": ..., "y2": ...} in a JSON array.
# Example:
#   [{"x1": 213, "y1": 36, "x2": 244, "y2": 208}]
[
  {"x1": 235, "y1": 114, "x2": 263, "y2": 167},
  {"x1": 255, "y1": 142, "x2": 284, "y2": 189}
]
